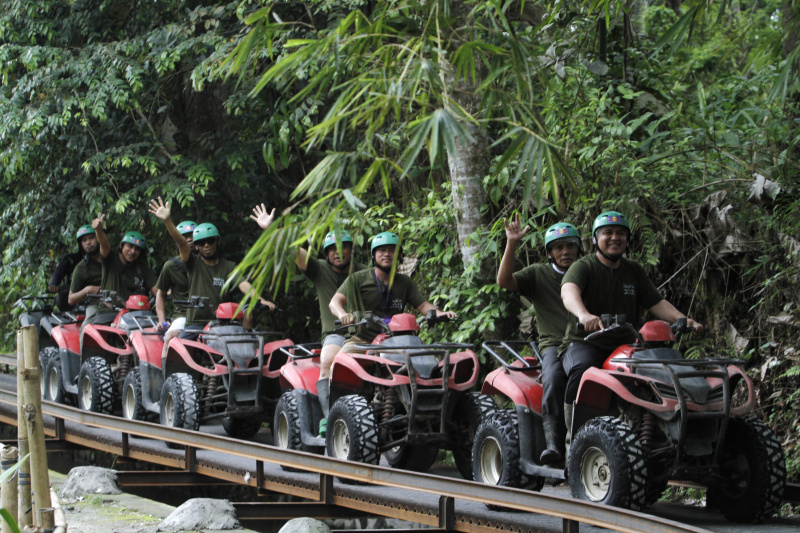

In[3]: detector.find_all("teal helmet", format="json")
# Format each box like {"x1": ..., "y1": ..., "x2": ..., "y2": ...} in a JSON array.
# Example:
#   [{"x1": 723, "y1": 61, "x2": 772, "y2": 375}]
[
  {"x1": 323, "y1": 230, "x2": 354, "y2": 252},
  {"x1": 592, "y1": 211, "x2": 630, "y2": 237},
  {"x1": 193, "y1": 223, "x2": 220, "y2": 242},
  {"x1": 544, "y1": 222, "x2": 582, "y2": 253},
  {"x1": 370, "y1": 231, "x2": 399, "y2": 254},
  {"x1": 76, "y1": 225, "x2": 96, "y2": 242},
  {"x1": 177, "y1": 220, "x2": 197, "y2": 236},
  {"x1": 121, "y1": 231, "x2": 147, "y2": 250}
]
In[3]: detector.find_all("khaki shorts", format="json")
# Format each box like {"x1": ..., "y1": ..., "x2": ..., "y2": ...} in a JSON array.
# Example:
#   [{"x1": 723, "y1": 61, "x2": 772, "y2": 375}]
[{"x1": 340, "y1": 334, "x2": 371, "y2": 354}]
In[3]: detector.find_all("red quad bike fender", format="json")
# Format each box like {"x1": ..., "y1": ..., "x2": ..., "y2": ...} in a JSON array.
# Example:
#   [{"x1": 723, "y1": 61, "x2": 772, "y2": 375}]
[
  {"x1": 81, "y1": 324, "x2": 134, "y2": 357},
  {"x1": 330, "y1": 350, "x2": 480, "y2": 391},
  {"x1": 479, "y1": 359, "x2": 543, "y2": 413},
  {"x1": 51, "y1": 324, "x2": 81, "y2": 354},
  {"x1": 262, "y1": 339, "x2": 295, "y2": 379},
  {"x1": 128, "y1": 329, "x2": 165, "y2": 369},
  {"x1": 279, "y1": 355, "x2": 321, "y2": 394},
  {"x1": 575, "y1": 363, "x2": 756, "y2": 416},
  {"x1": 164, "y1": 337, "x2": 228, "y2": 376}
]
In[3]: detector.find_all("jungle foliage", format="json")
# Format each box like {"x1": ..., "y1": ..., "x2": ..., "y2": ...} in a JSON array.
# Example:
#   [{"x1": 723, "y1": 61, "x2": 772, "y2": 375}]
[{"x1": 1, "y1": 0, "x2": 799, "y2": 486}]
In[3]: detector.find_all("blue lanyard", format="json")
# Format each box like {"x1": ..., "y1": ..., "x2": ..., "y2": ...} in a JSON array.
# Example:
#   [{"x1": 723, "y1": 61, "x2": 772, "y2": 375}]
[{"x1": 374, "y1": 270, "x2": 393, "y2": 316}]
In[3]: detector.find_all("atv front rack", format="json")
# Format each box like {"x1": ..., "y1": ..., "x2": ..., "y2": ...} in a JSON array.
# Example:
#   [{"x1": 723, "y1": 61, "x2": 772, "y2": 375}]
[
  {"x1": 610, "y1": 356, "x2": 747, "y2": 473},
  {"x1": 278, "y1": 343, "x2": 322, "y2": 361},
  {"x1": 199, "y1": 330, "x2": 285, "y2": 417},
  {"x1": 482, "y1": 340, "x2": 543, "y2": 371}
]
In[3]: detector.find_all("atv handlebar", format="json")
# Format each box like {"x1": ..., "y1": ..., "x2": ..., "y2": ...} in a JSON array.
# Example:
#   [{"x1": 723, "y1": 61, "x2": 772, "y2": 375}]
[
  {"x1": 579, "y1": 314, "x2": 695, "y2": 343},
  {"x1": 173, "y1": 296, "x2": 211, "y2": 309}
]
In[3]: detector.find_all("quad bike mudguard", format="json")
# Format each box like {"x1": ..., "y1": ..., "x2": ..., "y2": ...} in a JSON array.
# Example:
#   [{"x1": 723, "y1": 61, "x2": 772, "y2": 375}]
[
  {"x1": 128, "y1": 328, "x2": 166, "y2": 408},
  {"x1": 262, "y1": 339, "x2": 295, "y2": 380},
  {"x1": 480, "y1": 360, "x2": 544, "y2": 412}
]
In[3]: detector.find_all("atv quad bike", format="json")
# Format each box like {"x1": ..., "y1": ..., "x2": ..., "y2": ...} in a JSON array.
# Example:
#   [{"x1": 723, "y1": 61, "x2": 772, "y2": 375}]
[
  {"x1": 323, "y1": 311, "x2": 495, "y2": 480},
  {"x1": 473, "y1": 315, "x2": 785, "y2": 522},
  {"x1": 155, "y1": 297, "x2": 292, "y2": 440},
  {"x1": 77, "y1": 291, "x2": 158, "y2": 414},
  {"x1": 16, "y1": 295, "x2": 84, "y2": 403}
]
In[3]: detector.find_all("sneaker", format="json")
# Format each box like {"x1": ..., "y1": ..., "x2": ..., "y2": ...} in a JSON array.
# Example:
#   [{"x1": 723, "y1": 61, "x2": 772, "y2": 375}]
[{"x1": 319, "y1": 418, "x2": 327, "y2": 438}]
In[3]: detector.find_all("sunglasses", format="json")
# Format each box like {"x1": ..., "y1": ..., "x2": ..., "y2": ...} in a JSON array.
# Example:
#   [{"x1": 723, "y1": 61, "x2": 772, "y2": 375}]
[{"x1": 195, "y1": 238, "x2": 216, "y2": 247}]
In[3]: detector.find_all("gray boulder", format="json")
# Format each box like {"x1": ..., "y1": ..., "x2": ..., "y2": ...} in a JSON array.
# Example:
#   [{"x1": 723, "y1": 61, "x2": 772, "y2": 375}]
[
  {"x1": 158, "y1": 498, "x2": 239, "y2": 530},
  {"x1": 59, "y1": 466, "x2": 121, "y2": 500}
]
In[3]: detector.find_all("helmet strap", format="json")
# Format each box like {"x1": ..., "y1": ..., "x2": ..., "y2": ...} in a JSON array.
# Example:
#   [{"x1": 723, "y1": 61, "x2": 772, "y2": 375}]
[{"x1": 372, "y1": 256, "x2": 392, "y2": 273}]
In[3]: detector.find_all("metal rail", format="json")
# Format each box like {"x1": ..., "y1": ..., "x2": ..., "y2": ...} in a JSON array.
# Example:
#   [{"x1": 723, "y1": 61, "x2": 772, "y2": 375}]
[{"x1": 0, "y1": 388, "x2": 710, "y2": 533}]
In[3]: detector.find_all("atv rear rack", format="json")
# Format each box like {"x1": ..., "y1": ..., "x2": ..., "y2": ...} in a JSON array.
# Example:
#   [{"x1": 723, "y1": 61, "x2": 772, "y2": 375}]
[
  {"x1": 482, "y1": 340, "x2": 543, "y2": 372},
  {"x1": 278, "y1": 343, "x2": 322, "y2": 361}
]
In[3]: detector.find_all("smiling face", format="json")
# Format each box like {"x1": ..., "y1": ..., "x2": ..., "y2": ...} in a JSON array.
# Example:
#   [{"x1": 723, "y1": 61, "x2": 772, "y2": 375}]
[
  {"x1": 547, "y1": 240, "x2": 580, "y2": 270},
  {"x1": 373, "y1": 244, "x2": 396, "y2": 270},
  {"x1": 195, "y1": 237, "x2": 218, "y2": 260},
  {"x1": 120, "y1": 243, "x2": 142, "y2": 263},
  {"x1": 595, "y1": 225, "x2": 629, "y2": 259}
]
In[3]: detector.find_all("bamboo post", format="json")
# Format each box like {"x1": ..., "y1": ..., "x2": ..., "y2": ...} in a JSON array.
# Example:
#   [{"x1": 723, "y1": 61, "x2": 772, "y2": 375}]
[
  {"x1": 16, "y1": 331, "x2": 32, "y2": 530},
  {"x1": 49, "y1": 487, "x2": 66, "y2": 533},
  {"x1": 1, "y1": 445, "x2": 19, "y2": 533},
  {"x1": 20, "y1": 326, "x2": 53, "y2": 530}
]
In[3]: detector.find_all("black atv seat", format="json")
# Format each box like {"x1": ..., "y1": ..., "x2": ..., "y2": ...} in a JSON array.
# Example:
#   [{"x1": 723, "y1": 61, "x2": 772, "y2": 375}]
[
  {"x1": 117, "y1": 310, "x2": 156, "y2": 334},
  {"x1": 203, "y1": 325, "x2": 261, "y2": 368},
  {"x1": 631, "y1": 347, "x2": 711, "y2": 404}
]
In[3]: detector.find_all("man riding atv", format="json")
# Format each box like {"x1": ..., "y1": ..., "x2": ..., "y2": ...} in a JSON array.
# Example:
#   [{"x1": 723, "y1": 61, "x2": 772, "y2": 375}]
[
  {"x1": 560, "y1": 210, "x2": 703, "y2": 452},
  {"x1": 497, "y1": 216, "x2": 582, "y2": 464},
  {"x1": 324, "y1": 231, "x2": 456, "y2": 435}
]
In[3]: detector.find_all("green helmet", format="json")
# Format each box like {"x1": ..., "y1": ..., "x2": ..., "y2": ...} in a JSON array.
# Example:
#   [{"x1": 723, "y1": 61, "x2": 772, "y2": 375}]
[
  {"x1": 544, "y1": 222, "x2": 581, "y2": 253},
  {"x1": 177, "y1": 220, "x2": 197, "y2": 236},
  {"x1": 592, "y1": 211, "x2": 630, "y2": 236},
  {"x1": 193, "y1": 222, "x2": 220, "y2": 242},
  {"x1": 323, "y1": 230, "x2": 354, "y2": 252},
  {"x1": 76, "y1": 225, "x2": 96, "y2": 242},
  {"x1": 121, "y1": 231, "x2": 147, "y2": 250},
  {"x1": 370, "y1": 231, "x2": 399, "y2": 254}
]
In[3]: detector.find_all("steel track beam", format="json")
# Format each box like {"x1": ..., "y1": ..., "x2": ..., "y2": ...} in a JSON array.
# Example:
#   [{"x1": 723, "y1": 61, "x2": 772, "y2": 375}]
[{"x1": 0, "y1": 388, "x2": 712, "y2": 533}]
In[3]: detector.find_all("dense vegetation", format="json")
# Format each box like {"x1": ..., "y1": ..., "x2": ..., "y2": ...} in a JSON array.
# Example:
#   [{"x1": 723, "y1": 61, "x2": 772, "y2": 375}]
[{"x1": 1, "y1": 0, "x2": 798, "y2": 497}]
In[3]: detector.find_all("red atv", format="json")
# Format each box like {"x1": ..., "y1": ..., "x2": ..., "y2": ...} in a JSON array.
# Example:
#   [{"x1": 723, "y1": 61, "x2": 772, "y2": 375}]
[
  {"x1": 324, "y1": 311, "x2": 495, "y2": 480},
  {"x1": 156, "y1": 298, "x2": 292, "y2": 440},
  {"x1": 78, "y1": 291, "x2": 159, "y2": 414},
  {"x1": 16, "y1": 295, "x2": 84, "y2": 404},
  {"x1": 472, "y1": 315, "x2": 786, "y2": 523}
]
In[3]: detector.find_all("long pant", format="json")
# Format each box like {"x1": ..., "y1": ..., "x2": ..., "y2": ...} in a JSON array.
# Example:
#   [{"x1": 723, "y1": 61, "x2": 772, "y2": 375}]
[
  {"x1": 561, "y1": 341, "x2": 612, "y2": 404},
  {"x1": 540, "y1": 345, "x2": 567, "y2": 418}
]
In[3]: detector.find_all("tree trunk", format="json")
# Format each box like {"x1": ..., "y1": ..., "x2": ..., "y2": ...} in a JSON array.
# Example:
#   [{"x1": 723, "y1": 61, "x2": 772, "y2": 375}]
[{"x1": 448, "y1": 120, "x2": 489, "y2": 268}]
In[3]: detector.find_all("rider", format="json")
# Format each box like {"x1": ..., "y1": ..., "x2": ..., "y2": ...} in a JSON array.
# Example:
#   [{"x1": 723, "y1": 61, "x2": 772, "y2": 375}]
[
  {"x1": 155, "y1": 220, "x2": 196, "y2": 360},
  {"x1": 56, "y1": 225, "x2": 101, "y2": 311},
  {"x1": 251, "y1": 203, "x2": 368, "y2": 424},
  {"x1": 560, "y1": 210, "x2": 703, "y2": 451},
  {"x1": 497, "y1": 215, "x2": 581, "y2": 465},
  {"x1": 324, "y1": 231, "x2": 457, "y2": 432},
  {"x1": 149, "y1": 197, "x2": 274, "y2": 336}
]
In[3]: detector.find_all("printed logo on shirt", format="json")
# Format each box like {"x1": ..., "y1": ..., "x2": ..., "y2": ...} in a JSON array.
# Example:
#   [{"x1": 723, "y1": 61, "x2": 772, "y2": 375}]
[
  {"x1": 213, "y1": 277, "x2": 226, "y2": 287},
  {"x1": 389, "y1": 298, "x2": 404, "y2": 312},
  {"x1": 623, "y1": 283, "x2": 636, "y2": 296}
]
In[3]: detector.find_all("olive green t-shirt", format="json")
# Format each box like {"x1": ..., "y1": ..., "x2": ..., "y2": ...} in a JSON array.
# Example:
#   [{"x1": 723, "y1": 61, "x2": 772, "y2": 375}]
[
  {"x1": 100, "y1": 253, "x2": 157, "y2": 301},
  {"x1": 513, "y1": 263, "x2": 570, "y2": 349},
  {"x1": 561, "y1": 254, "x2": 663, "y2": 351},
  {"x1": 336, "y1": 269, "x2": 426, "y2": 342},
  {"x1": 303, "y1": 257, "x2": 367, "y2": 336},
  {"x1": 156, "y1": 258, "x2": 190, "y2": 319},
  {"x1": 69, "y1": 258, "x2": 103, "y2": 294},
  {"x1": 184, "y1": 254, "x2": 240, "y2": 326}
]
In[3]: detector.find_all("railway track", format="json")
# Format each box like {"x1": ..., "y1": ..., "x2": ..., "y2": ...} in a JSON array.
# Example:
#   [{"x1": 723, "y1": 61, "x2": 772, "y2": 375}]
[{"x1": 0, "y1": 351, "x2": 797, "y2": 533}]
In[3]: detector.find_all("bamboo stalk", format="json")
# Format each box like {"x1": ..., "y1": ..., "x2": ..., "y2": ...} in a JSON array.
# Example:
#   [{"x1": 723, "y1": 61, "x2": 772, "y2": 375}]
[
  {"x1": 49, "y1": 487, "x2": 66, "y2": 533},
  {"x1": 20, "y1": 326, "x2": 52, "y2": 530},
  {"x1": 16, "y1": 330, "x2": 32, "y2": 529},
  {"x1": 1, "y1": 445, "x2": 19, "y2": 533}
]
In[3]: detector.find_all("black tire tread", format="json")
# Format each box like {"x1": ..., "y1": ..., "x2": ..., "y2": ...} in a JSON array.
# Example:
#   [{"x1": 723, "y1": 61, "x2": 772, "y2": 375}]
[
  {"x1": 78, "y1": 357, "x2": 115, "y2": 414},
  {"x1": 568, "y1": 416, "x2": 647, "y2": 511}
]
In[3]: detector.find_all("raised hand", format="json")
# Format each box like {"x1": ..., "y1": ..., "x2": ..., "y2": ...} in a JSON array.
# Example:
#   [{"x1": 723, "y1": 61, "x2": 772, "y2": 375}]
[
  {"x1": 505, "y1": 212, "x2": 530, "y2": 243},
  {"x1": 92, "y1": 214, "x2": 106, "y2": 231},
  {"x1": 148, "y1": 196, "x2": 171, "y2": 222},
  {"x1": 250, "y1": 203, "x2": 276, "y2": 230}
]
